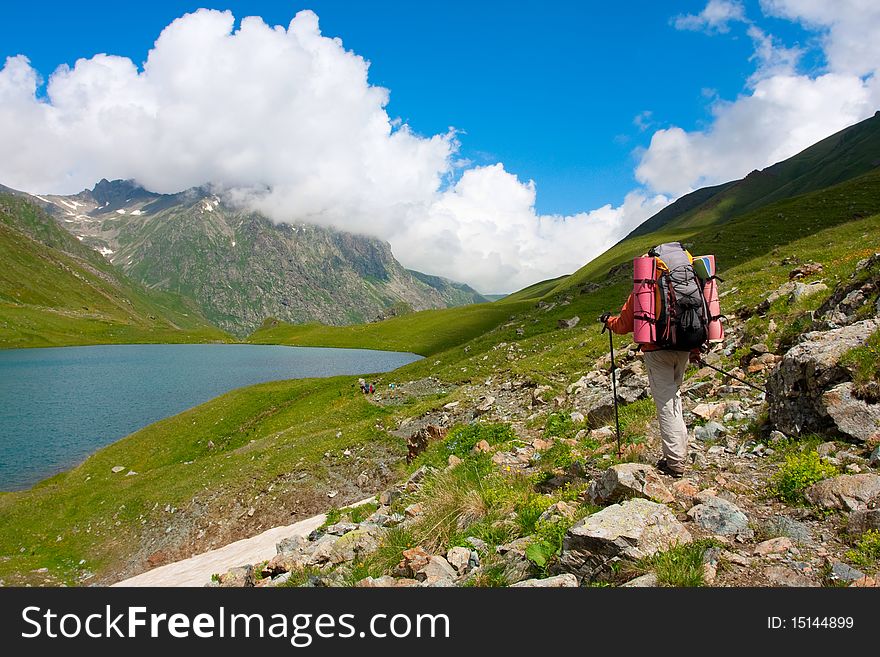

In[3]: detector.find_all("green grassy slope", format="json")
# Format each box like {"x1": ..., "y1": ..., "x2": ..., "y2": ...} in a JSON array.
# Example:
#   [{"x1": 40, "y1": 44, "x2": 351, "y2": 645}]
[
  {"x1": 0, "y1": 375, "x2": 403, "y2": 584},
  {"x1": 3, "y1": 205, "x2": 877, "y2": 585},
  {"x1": 548, "y1": 167, "x2": 880, "y2": 298},
  {"x1": 247, "y1": 299, "x2": 533, "y2": 356},
  {"x1": 0, "y1": 194, "x2": 231, "y2": 348},
  {"x1": 628, "y1": 111, "x2": 880, "y2": 238}
]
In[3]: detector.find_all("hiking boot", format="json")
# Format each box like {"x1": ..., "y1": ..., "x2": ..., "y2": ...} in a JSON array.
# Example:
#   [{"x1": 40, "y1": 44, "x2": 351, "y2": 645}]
[{"x1": 656, "y1": 457, "x2": 684, "y2": 478}]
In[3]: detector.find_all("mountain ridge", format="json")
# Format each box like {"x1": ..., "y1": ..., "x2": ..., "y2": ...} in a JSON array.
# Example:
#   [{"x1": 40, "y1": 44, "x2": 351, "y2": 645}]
[{"x1": 25, "y1": 182, "x2": 487, "y2": 337}]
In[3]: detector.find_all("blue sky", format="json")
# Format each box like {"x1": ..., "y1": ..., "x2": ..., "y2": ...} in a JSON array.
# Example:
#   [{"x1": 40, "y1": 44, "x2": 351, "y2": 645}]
[
  {"x1": 0, "y1": 0, "x2": 810, "y2": 215},
  {"x1": 1, "y1": 1, "x2": 877, "y2": 292}
]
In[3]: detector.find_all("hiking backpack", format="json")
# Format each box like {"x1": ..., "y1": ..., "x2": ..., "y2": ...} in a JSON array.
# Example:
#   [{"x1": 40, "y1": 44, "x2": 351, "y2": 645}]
[{"x1": 648, "y1": 242, "x2": 710, "y2": 350}]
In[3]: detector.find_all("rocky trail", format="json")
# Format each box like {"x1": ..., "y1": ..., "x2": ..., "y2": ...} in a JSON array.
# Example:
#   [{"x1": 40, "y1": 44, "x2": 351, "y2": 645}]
[{"x1": 127, "y1": 255, "x2": 880, "y2": 588}]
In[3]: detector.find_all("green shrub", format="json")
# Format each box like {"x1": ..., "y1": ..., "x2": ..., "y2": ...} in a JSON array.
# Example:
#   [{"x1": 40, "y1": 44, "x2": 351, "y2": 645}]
[
  {"x1": 544, "y1": 412, "x2": 575, "y2": 439},
  {"x1": 846, "y1": 530, "x2": 880, "y2": 570},
  {"x1": 770, "y1": 451, "x2": 838, "y2": 503},
  {"x1": 538, "y1": 441, "x2": 575, "y2": 469},
  {"x1": 635, "y1": 539, "x2": 718, "y2": 587},
  {"x1": 348, "y1": 502, "x2": 378, "y2": 524},
  {"x1": 414, "y1": 422, "x2": 517, "y2": 469},
  {"x1": 840, "y1": 329, "x2": 880, "y2": 400},
  {"x1": 318, "y1": 507, "x2": 342, "y2": 532},
  {"x1": 515, "y1": 495, "x2": 552, "y2": 536}
]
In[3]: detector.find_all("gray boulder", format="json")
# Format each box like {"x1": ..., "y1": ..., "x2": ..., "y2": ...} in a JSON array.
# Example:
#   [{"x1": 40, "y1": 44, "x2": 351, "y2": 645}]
[
  {"x1": 804, "y1": 474, "x2": 880, "y2": 511},
  {"x1": 846, "y1": 509, "x2": 880, "y2": 534},
  {"x1": 767, "y1": 319, "x2": 880, "y2": 437},
  {"x1": 557, "y1": 316, "x2": 581, "y2": 329},
  {"x1": 510, "y1": 574, "x2": 579, "y2": 588},
  {"x1": 827, "y1": 561, "x2": 866, "y2": 584},
  {"x1": 555, "y1": 498, "x2": 691, "y2": 583},
  {"x1": 219, "y1": 565, "x2": 255, "y2": 587},
  {"x1": 687, "y1": 496, "x2": 752, "y2": 537},
  {"x1": 586, "y1": 463, "x2": 674, "y2": 505},
  {"x1": 619, "y1": 572, "x2": 659, "y2": 587},
  {"x1": 694, "y1": 421, "x2": 727, "y2": 442},
  {"x1": 822, "y1": 382, "x2": 880, "y2": 443}
]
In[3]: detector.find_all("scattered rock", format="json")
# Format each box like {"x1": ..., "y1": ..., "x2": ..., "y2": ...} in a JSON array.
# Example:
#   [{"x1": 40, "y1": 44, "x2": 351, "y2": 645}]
[
  {"x1": 822, "y1": 382, "x2": 880, "y2": 443},
  {"x1": 570, "y1": 411, "x2": 586, "y2": 424},
  {"x1": 396, "y1": 547, "x2": 431, "y2": 578},
  {"x1": 586, "y1": 463, "x2": 674, "y2": 505},
  {"x1": 762, "y1": 516, "x2": 814, "y2": 545},
  {"x1": 753, "y1": 537, "x2": 793, "y2": 556},
  {"x1": 790, "y1": 281, "x2": 828, "y2": 303},
  {"x1": 404, "y1": 503, "x2": 424, "y2": 518},
  {"x1": 555, "y1": 498, "x2": 692, "y2": 583},
  {"x1": 447, "y1": 455, "x2": 462, "y2": 468},
  {"x1": 473, "y1": 439, "x2": 492, "y2": 454},
  {"x1": 419, "y1": 556, "x2": 458, "y2": 584},
  {"x1": 687, "y1": 496, "x2": 752, "y2": 538},
  {"x1": 511, "y1": 574, "x2": 578, "y2": 588},
  {"x1": 692, "y1": 403, "x2": 726, "y2": 420},
  {"x1": 407, "y1": 425, "x2": 447, "y2": 462},
  {"x1": 475, "y1": 396, "x2": 496, "y2": 415},
  {"x1": 803, "y1": 474, "x2": 880, "y2": 511},
  {"x1": 111, "y1": 466, "x2": 125, "y2": 473},
  {"x1": 557, "y1": 316, "x2": 580, "y2": 329},
  {"x1": 827, "y1": 561, "x2": 866, "y2": 585},
  {"x1": 764, "y1": 565, "x2": 819, "y2": 587},
  {"x1": 378, "y1": 489, "x2": 401, "y2": 506},
  {"x1": 847, "y1": 509, "x2": 880, "y2": 534},
  {"x1": 619, "y1": 572, "x2": 659, "y2": 587},
  {"x1": 789, "y1": 262, "x2": 823, "y2": 280},
  {"x1": 356, "y1": 575, "x2": 419, "y2": 588},
  {"x1": 219, "y1": 565, "x2": 255, "y2": 587},
  {"x1": 694, "y1": 421, "x2": 727, "y2": 442},
  {"x1": 446, "y1": 547, "x2": 472, "y2": 575},
  {"x1": 532, "y1": 385, "x2": 552, "y2": 406}
]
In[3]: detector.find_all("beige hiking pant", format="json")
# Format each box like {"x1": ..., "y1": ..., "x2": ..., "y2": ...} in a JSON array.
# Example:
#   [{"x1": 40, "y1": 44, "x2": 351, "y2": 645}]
[{"x1": 643, "y1": 350, "x2": 690, "y2": 470}]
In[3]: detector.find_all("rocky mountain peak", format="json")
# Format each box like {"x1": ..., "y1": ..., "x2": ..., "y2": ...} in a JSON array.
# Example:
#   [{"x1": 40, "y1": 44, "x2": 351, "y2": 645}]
[{"x1": 90, "y1": 179, "x2": 154, "y2": 207}]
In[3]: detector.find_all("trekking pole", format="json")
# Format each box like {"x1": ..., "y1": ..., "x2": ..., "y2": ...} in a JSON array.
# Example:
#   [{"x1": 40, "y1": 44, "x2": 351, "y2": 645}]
[
  {"x1": 697, "y1": 358, "x2": 767, "y2": 394},
  {"x1": 599, "y1": 314, "x2": 622, "y2": 458}
]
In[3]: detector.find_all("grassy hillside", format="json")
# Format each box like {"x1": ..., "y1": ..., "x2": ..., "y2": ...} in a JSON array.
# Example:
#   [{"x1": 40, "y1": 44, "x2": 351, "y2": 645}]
[
  {"x1": 629, "y1": 111, "x2": 880, "y2": 238},
  {"x1": 0, "y1": 194, "x2": 230, "y2": 348},
  {"x1": 0, "y1": 375, "x2": 405, "y2": 584},
  {"x1": 2, "y1": 203, "x2": 877, "y2": 585},
  {"x1": 548, "y1": 167, "x2": 880, "y2": 298},
  {"x1": 3, "y1": 116, "x2": 880, "y2": 586},
  {"x1": 248, "y1": 299, "x2": 533, "y2": 356}
]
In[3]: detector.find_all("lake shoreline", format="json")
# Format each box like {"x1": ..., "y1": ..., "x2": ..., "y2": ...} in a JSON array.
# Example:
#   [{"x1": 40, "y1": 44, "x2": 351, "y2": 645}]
[{"x1": 0, "y1": 343, "x2": 421, "y2": 492}]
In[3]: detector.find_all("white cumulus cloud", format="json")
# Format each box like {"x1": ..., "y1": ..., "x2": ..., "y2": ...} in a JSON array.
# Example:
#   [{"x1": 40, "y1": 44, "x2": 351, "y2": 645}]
[
  {"x1": 638, "y1": 0, "x2": 880, "y2": 197},
  {"x1": 673, "y1": 0, "x2": 747, "y2": 33},
  {"x1": 0, "y1": 8, "x2": 668, "y2": 293}
]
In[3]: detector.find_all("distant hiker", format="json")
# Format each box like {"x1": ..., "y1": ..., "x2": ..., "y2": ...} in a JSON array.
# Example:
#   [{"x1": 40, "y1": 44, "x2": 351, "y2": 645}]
[
  {"x1": 601, "y1": 242, "x2": 720, "y2": 478},
  {"x1": 369, "y1": 383, "x2": 374, "y2": 394}
]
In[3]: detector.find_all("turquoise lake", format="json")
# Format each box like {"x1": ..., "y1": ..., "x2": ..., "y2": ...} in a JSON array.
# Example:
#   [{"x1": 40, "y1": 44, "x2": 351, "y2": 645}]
[{"x1": 0, "y1": 343, "x2": 421, "y2": 491}]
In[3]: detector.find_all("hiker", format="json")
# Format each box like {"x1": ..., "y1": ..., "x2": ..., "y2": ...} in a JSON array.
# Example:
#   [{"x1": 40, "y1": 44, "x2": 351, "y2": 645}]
[
  {"x1": 369, "y1": 383, "x2": 374, "y2": 394},
  {"x1": 600, "y1": 243, "x2": 709, "y2": 478}
]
